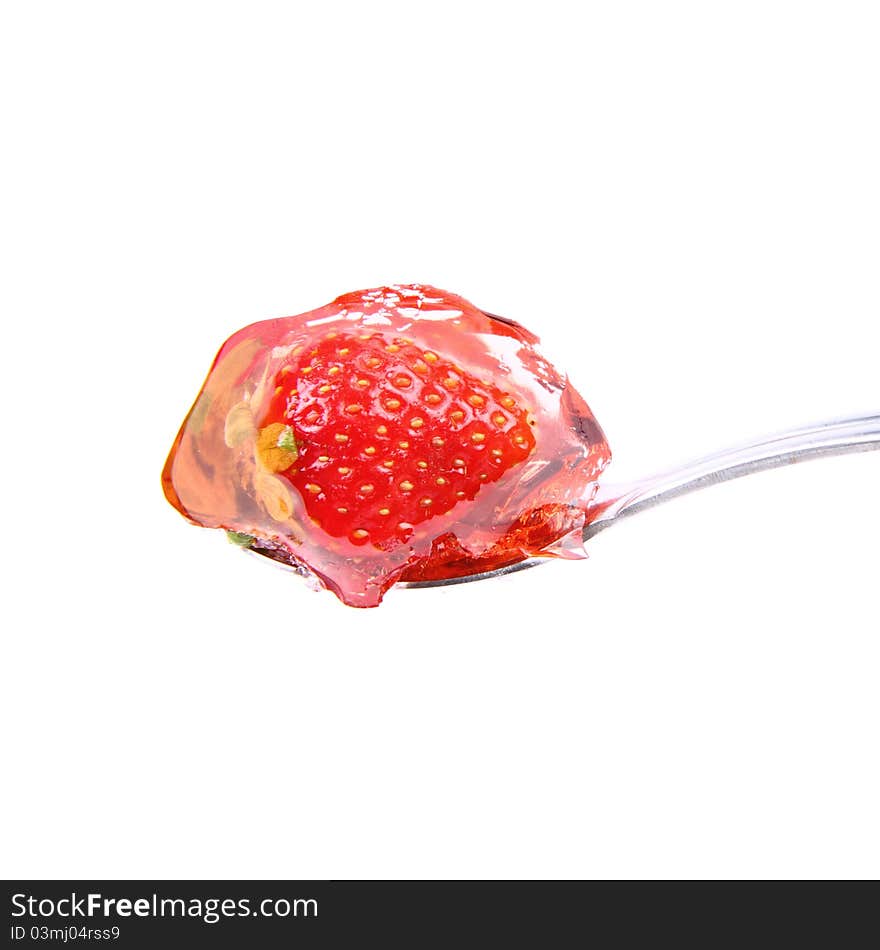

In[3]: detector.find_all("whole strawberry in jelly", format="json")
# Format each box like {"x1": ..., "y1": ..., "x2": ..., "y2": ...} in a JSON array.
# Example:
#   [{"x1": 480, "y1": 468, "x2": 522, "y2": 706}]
[{"x1": 162, "y1": 285, "x2": 610, "y2": 607}]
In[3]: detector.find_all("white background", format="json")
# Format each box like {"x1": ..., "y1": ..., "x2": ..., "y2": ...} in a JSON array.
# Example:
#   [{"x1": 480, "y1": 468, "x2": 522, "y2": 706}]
[{"x1": 2, "y1": 1, "x2": 878, "y2": 879}]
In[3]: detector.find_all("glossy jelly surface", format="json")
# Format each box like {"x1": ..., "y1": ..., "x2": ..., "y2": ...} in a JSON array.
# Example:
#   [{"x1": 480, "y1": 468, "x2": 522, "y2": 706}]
[{"x1": 163, "y1": 285, "x2": 611, "y2": 606}]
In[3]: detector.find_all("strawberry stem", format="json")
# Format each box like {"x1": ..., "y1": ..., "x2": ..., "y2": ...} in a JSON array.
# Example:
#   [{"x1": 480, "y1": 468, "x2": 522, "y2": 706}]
[{"x1": 277, "y1": 425, "x2": 297, "y2": 454}]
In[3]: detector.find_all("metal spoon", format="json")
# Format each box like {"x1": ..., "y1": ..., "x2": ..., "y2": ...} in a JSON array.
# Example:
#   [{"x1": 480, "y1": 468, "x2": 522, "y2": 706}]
[{"x1": 400, "y1": 411, "x2": 880, "y2": 589}]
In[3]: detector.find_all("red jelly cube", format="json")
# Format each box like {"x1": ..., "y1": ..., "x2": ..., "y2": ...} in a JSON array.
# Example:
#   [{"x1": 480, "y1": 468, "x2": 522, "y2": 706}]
[{"x1": 162, "y1": 285, "x2": 611, "y2": 607}]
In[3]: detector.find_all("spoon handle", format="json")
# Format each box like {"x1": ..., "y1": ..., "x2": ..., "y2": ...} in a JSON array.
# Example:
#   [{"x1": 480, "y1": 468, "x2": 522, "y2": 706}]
[{"x1": 584, "y1": 412, "x2": 880, "y2": 540}]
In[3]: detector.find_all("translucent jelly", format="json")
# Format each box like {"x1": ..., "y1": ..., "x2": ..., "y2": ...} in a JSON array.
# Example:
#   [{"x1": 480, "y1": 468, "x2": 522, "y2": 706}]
[{"x1": 162, "y1": 285, "x2": 611, "y2": 607}]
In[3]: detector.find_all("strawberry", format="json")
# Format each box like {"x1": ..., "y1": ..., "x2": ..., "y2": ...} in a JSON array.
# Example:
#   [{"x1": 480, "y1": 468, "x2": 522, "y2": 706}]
[
  {"x1": 163, "y1": 285, "x2": 611, "y2": 607},
  {"x1": 257, "y1": 330, "x2": 536, "y2": 548}
]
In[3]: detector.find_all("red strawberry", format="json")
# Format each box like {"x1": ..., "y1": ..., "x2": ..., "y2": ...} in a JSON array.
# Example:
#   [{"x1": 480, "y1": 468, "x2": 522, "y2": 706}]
[
  {"x1": 163, "y1": 285, "x2": 610, "y2": 607},
  {"x1": 256, "y1": 331, "x2": 536, "y2": 549}
]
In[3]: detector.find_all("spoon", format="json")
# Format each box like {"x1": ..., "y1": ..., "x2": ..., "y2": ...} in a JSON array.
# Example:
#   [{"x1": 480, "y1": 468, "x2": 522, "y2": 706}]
[
  {"x1": 167, "y1": 285, "x2": 877, "y2": 604},
  {"x1": 396, "y1": 411, "x2": 880, "y2": 589}
]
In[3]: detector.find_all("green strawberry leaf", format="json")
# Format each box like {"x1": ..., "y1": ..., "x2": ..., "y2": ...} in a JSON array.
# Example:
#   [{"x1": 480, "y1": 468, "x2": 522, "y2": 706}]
[{"x1": 226, "y1": 531, "x2": 256, "y2": 547}]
